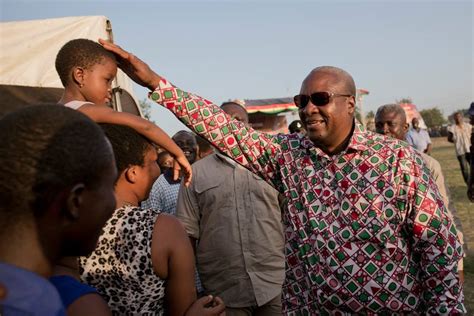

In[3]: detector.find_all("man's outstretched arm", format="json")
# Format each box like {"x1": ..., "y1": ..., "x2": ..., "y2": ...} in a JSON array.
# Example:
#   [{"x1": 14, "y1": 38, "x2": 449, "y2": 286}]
[{"x1": 99, "y1": 39, "x2": 284, "y2": 190}]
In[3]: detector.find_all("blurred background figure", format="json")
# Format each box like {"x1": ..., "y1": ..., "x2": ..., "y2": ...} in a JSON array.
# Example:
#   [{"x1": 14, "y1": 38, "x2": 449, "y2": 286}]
[
  {"x1": 467, "y1": 102, "x2": 474, "y2": 201},
  {"x1": 196, "y1": 135, "x2": 215, "y2": 160},
  {"x1": 157, "y1": 150, "x2": 174, "y2": 175},
  {"x1": 288, "y1": 120, "x2": 306, "y2": 136},
  {"x1": 406, "y1": 117, "x2": 432, "y2": 155},
  {"x1": 142, "y1": 130, "x2": 198, "y2": 215},
  {"x1": 448, "y1": 111, "x2": 472, "y2": 185}
]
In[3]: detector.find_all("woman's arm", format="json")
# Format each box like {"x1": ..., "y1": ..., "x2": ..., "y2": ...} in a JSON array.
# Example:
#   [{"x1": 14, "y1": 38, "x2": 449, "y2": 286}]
[{"x1": 151, "y1": 214, "x2": 196, "y2": 316}]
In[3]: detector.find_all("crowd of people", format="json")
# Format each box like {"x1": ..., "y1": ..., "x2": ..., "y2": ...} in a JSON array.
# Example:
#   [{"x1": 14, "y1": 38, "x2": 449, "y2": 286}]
[{"x1": 0, "y1": 37, "x2": 473, "y2": 315}]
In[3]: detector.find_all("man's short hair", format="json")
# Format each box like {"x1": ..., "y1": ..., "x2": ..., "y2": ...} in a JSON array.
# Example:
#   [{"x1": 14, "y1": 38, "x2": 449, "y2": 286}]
[
  {"x1": 375, "y1": 103, "x2": 407, "y2": 123},
  {"x1": 468, "y1": 102, "x2": 474, "y2": 116},
  {"x1": 172, "y1": 130, "x2": 196, "y2": 141},
  {"x1": 221, "y1": 101, "x2": 247, "y2": 113},
  {"x1": 99, "y1": 124, "x2": 153, "y2": 178},
  {"x1": 55, "y1": 38, "x2": 116, "y2": 87},
  {"x1": 288, "y1": 120, "x2": 304, "y2": 134},
  {"x1": 196, "y1": 135, "x2": 214, "y2": 154},
  {"x1": 0, "y1": 105, "x2": 112, "y2": 227}
]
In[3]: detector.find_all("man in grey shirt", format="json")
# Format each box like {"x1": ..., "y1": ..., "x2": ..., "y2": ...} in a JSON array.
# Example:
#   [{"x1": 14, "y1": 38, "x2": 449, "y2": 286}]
[{"x1": 176, "y1": 102, "x2": 285, "y2": 315}]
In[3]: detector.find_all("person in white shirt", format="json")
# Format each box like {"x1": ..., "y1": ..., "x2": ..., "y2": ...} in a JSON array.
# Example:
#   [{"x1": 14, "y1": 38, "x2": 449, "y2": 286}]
[{"x1": 448, "y1": 112, "x2": 472, "y2": 184}]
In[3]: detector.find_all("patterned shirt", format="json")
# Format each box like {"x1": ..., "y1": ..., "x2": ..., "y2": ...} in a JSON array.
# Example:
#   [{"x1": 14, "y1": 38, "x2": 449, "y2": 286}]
[
  {"x1": 80, "y1": 206, "x2": 166, "y2": 315},
  {"x1": 149, "y1": 78, "x2": 465, "y2": 315},
  {"x1": 141, "y1": 170, "x2": 181, "y2": 215}
]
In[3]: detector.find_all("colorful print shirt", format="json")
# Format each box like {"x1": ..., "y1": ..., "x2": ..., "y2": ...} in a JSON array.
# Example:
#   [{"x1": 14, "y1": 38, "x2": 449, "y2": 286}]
[{"x1": 149, "y1": 78, "x2": 465, "y2": 315}]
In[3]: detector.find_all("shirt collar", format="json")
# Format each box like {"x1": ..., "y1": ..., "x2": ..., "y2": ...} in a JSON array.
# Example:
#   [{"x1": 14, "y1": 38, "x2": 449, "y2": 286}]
[
  {"x1": 215, "y1": 152, "x2": 239, "y2": 168},
  {"x1": 300, "y1": 120, "x2": 369, "y2": 154}
]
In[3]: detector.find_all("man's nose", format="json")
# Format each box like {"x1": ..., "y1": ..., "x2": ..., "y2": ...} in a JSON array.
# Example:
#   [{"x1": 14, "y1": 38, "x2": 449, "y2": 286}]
[{"x1": 301, "y1": 101, "x2": 320, "y2": 116}]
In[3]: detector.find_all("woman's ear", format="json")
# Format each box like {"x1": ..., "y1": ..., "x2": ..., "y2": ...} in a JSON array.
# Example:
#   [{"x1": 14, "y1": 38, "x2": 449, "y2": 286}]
[
  {"x1": 124, "y1": 166, "x2": 138, "y2": 184},
  {"x1": 72, "y1": 67, "x2": 85, "y2": 88},
  {"x1": 65, "y1": 183, "x2": 86, "y2": 221}
]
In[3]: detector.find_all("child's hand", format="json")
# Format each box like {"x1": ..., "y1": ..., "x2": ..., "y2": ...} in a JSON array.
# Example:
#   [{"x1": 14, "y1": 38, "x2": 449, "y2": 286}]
[
  {"x1": 173, "y1": 154, "x2": 192, "y2": 187},
  {"x1": 98, "y1": 39, "x2": 161, "y2": 91},
  {"x1": 185, "y1": 295, "x2": 226, "y2": 316}
]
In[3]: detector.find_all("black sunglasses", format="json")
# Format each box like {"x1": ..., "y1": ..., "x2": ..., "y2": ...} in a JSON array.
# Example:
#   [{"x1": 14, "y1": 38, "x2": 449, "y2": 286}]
[{"x1": 293, "y1": 92, "x2": 353, "y2": 108}]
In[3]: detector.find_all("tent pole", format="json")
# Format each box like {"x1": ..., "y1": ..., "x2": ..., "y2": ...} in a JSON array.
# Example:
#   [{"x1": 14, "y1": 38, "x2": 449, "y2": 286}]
[{"x1": 106, "y1": 19, "x2": 123, "y2": 112}]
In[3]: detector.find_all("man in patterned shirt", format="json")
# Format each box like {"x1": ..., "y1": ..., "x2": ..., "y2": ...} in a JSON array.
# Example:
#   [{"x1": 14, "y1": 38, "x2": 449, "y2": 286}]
[{"x1": 101, "y1": 40, "x2": 465, "y2": 315}]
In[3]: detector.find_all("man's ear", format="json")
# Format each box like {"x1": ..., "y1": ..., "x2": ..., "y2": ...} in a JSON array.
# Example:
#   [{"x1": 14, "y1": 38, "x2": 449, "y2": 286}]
[
  {"x1": 402, "y1": 122, "x2": 409, "y2": 134},
  {"x1": 124, "y1": 166, "x2": 138, "y2": 184},
  {"x1": 347, "y1": 96, "x2": 356, "y2": 115},
  {"x1": 72, "y1": 67, "x2": 85, "y2": 87},
  {"x1": 65, "y1": 183, "x2": 86, "y2": 221}
]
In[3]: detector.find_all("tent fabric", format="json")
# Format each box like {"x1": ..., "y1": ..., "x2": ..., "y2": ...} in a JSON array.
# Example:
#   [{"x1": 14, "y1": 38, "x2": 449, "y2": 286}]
[
  {"x1": 244, "y1": 97, "x2": 297, "y2": 114},
  {"x1": 0, "y1": 16, "x2": 140, "y2": 117},
  {"x1": 0, "y1": 85, "x2": 64, "y2": 116}
]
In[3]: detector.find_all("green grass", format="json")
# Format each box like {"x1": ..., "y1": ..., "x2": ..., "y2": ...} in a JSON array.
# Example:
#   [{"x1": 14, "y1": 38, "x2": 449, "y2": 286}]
[{"x1": 431, "y1": 137, "x2": 473, "y2": 312}]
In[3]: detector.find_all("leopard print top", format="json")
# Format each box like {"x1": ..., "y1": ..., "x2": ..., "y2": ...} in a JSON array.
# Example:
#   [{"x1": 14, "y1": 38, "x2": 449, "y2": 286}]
[{"x1": 80, "y1": 205, "x2": 166, "y2": 315}]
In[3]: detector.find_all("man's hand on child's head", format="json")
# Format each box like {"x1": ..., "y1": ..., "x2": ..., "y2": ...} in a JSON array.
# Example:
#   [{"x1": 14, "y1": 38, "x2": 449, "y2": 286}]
[
  {"x1": 98, "y1": 39, "x2": 161, "y2": 91},
  {"x1": 173, "y1": 155, "x2": 192, "y2": 187}
]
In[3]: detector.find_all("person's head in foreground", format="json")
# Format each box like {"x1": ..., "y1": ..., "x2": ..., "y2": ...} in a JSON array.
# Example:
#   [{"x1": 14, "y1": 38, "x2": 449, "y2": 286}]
[
  {"x1": 56, "y1": 38, "x2": 117, "y2": 105},
  {"x1": 374, "y1": 103, "x2": 409, "y2": 141},
  {"x1": 0, "y1": 105, "x2": 116, "y2": 314},
  {"x1": 294, "y1": 66, "x2": 356, "y2": 153},
  {"x1": 0, "y1": 105, "x2": 117, "y2": 271}
]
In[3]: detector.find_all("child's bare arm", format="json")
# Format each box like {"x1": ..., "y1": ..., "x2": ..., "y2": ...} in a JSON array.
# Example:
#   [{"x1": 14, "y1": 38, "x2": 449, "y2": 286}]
[{"x1": 78, "y1": 104, "x2": 192, "y2": 186}]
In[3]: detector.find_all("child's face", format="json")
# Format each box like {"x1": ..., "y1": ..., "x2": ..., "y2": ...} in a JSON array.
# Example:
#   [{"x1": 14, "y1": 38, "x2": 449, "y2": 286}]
[{"x1": 82, "y1": 57, "x2": 117, "y2": 105}]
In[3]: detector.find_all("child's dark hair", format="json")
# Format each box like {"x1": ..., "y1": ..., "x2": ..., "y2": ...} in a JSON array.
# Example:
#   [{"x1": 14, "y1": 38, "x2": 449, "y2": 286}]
[
  {"x1": 99, "y1": 124, "x2": 154, "y2": 180},
  {"x1": 55, "y1": 38, "x2": 116, "y2": 87},
  {"x1": 0, "y1": 104, "x2": 113, "y2": 228}
]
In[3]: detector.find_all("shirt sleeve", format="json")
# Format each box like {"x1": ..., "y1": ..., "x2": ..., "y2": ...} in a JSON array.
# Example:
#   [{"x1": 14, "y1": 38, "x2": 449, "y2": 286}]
[
  {"x1": 402, "y1": 150, "x2": 465, "y2": 314},
  {"x1": 149, "y1": 78, "x2": 284, "y2": 191},
  {"x1": 176, "y1": 180, "x2": 200, "y2": 240}
]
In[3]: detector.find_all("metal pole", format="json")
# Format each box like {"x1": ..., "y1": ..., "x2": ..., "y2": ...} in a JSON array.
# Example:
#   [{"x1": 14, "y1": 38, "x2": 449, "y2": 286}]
[{"x1": 106, "y1": 19, "x2": 123, "y2": 112}]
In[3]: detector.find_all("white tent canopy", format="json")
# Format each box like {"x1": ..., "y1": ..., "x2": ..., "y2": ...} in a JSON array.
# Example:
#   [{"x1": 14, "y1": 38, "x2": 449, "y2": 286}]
[{"x1": 0, "y1": 15, "x2": 141, "y2": 117}]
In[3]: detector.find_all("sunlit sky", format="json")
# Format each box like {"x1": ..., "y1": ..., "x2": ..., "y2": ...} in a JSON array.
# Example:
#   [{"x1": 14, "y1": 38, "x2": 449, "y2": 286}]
[{"x1": 1, "y1": 0, "x2": 472, "y2": 136}]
